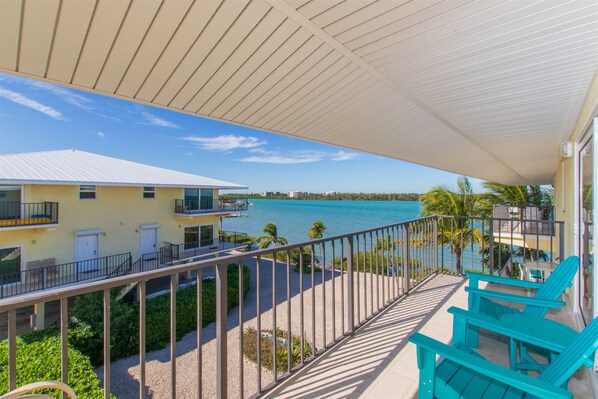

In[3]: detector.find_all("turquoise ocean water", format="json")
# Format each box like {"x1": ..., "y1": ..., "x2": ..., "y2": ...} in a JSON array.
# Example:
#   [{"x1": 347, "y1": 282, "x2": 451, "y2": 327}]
[
  {"x1": 222, "y1": 199, "x2": 485, "y2": 270},
  {"x1": 222, "y1": 199, "x2": 421, "y2": 243}
]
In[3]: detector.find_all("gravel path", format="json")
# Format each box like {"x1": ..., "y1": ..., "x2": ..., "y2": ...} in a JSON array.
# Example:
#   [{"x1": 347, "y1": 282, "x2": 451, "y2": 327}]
[{"x1": 105, "y1": 257, "x2": 405, "y2": 398}]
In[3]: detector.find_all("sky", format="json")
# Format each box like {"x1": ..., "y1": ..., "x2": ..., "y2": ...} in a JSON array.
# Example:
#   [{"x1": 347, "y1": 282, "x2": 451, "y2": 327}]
[{"x1": 0, "y1": 73, "x2": 485, "y2": 193}]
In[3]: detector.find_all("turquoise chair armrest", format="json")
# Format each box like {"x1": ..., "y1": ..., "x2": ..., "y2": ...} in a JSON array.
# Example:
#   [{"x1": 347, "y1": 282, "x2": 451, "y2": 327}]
[
  {"x1": 465, "y1": 287, "x2": 566, "y2": 308},
  {"x1": 465, "y1": 271, "x2": 544, "y2": 290},
  {"x1": 409, "y1": 333, "x2": 573, "y2": 399},
  {"x1": 448, "y1": 307, "x2": 568, "y2": 352}
]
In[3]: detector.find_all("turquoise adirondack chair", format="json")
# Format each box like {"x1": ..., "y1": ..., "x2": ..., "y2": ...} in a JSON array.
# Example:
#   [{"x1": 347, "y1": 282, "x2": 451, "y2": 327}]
[
  {"x1": 464, "y1": 256, "x2": 579, "y2": 348},
  {"x1": 409, "y1": 316, "x2": 598, "y2": 399},
  {"x1": 449, "y1": 307, "x2": 594, "y2": 372}
]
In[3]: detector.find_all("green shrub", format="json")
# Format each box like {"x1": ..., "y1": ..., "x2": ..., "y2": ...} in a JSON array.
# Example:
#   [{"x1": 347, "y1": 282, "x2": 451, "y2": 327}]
[
  {"x1": 243, "y1": 327, "x2": 312, "y2": 373},
  {"x1": 0, "y1": 336, "x2": 110, "y2": 398}
]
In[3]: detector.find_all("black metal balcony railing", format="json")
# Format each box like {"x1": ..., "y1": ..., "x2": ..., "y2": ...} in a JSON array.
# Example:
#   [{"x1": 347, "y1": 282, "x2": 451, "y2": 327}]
[
  {"x1": 162, "y1": 230, "x2": 250, "y2": 262},
  {"x1": 174, "y1": 198, "x2": 249, "y2": 215},
  {"x1": 0, "y1": 215, "x2": 565, "y2": 398},
  {"x1": 0, "y1": 253, "x2": 131, "y2": 298},
  {"x1": 0, "y1": 202, "x2": 59, "y2": 228}
]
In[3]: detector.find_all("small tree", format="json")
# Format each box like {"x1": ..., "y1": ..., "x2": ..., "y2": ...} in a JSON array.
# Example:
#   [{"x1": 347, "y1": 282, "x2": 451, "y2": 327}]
[
  {"x1": 256, "y1": 223, "x2": 288, "y2": 249},
  {"x1": 308, "y1": 221, "x2": 326, "y2": 239}
]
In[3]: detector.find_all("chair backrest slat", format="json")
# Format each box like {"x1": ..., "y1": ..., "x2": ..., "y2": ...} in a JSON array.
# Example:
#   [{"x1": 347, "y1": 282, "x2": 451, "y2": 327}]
[
  {"x1": 539, "y1": 316, "x2": 598, "y2": 386},
  {"x1": 523, "y1": 256, "x2": 579, "y2": 317}
]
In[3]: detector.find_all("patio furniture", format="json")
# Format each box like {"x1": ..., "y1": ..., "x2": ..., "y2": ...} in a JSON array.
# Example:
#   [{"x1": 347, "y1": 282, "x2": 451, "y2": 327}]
[
  {"x1": 464, "y1": 256, "x2": 579, "y2": 348},
  {"x1": 449, "y1": 307, "x2": 594, "y2": 372},
  {"x1": 2, "y1": 380, "x2": 77, "y2": 398},
  {"x1": 409, "y1": 316, "x2": 598, "y2": 399}
]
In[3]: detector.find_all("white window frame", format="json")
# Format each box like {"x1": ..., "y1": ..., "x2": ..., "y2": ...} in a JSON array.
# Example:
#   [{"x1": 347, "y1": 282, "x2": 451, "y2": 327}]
[
  {"x1": 79, "y1": 185, "x2": 97, "y2": 200},
  {"x1": 143, "y1": 186, "x2": 156, "y2": 199}
]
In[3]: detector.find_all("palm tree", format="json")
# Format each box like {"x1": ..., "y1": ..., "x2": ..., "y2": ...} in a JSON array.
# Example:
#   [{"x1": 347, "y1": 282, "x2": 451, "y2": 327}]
[
  {"x1": 421, "y1": 176, "x2": 481, "y2": 274},
  {"x1": 256, "y1": 223, "x2": 288, "y2": 249},
  {"x1": 308, "y1": 221, "x2": 326, "y2": 239},
  {"x1": 478, "y1": 182, "x2": 553, "y2": 218}
]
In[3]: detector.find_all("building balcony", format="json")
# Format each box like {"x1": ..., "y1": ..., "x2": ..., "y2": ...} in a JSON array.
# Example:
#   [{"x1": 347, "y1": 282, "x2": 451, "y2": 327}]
[
  {"x1": 0, "y1": 216, "x2": 592, "y2": 398},
  {"x1": 174, "y1": 198, "x2": 249, "y2": 217},
  {"x1": 0, "y1": 202, "x2": 59, "y2": 230}
]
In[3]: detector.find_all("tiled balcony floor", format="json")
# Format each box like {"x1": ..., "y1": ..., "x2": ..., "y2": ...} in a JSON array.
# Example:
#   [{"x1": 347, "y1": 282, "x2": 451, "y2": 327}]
[{"x1": 265, "y1": 274, "x2": 595, "y2": 399}]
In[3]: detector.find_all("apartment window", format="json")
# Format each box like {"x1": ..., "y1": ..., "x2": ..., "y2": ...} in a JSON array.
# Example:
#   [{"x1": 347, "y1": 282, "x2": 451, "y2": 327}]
[
  {"x1": 79, "y1": 185, "x2": 96, "y2": 200},
  {"x1": 0, "y1": 247, "x2": 21, "y2": 284},
  {"x1": 143, "y1": 186, "x2": 156, "y2": 199}
]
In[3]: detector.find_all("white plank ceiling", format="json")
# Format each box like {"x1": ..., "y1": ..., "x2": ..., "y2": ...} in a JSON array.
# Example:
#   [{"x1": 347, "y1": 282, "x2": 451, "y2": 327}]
[{"x1": 1, "y1": 0, "x2": 597, "y2": 184}]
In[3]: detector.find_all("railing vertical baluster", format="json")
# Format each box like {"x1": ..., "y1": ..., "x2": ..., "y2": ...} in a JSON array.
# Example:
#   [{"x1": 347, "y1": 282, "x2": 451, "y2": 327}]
[
  {"x1": 391, "y1": 227, "x2": 397, "y2": 299},
  {"x1": 375, "y1": 230, "x2": 380, "y2": 312},
  {"x1": 488, "y1": 219, "x2": 494, "y2": 275},
  {"x1": 103, "y1": 290, "x2": 110, "y2": 399},
  {"x1": 369, "y1": 232, "x2": 373, "y2": 316},
  {"x1": 331, "y1": 240, "x2": 336, "y2": 340},
  {"x1": 299, "y1": 249, "x2": 304, "y2": 364},
  {"x1": 558, "y1": 222, "x2": 565, "y2": 263},
  {"x1": 340, "y1": 239, "x2": 345, "y2": 335},
  {"x1": 402, "y1": 224, "x2": 410, "y2": 294},
  {"x1": 8, "y1": 309, "x2": 17, "y2": 392},
  {"x1": 362, "y1": 234, "x2": 367, "y2": 320},
  {"x1": 355, "y1": 234, "x2": 360, "y2": 324},
  {"x1": 60, "y1": 298, "x2": 69, "y2": 399},
  {"x1": 169, "y1": 275, "x2": 177, "y2": 398},
  {"x1": 346, "y1": 235, "x2": 355, "y2": 335},
  {"x1": 216, "y1": 263, "x2": 227, "y2": 398},
  {"x1": 256, "y1": 256, "x2": 262, "y2": 393},
  {"x1": 239, "y1": 260, "x2": 245, "y2": 398},
  {"x1": 321, "y1": 243, "x2": 326, "y2": 346},
  {"x1": 139, "y1": 281, "x2": 146, "y2": 399},
  {"x1": 196, "y1": 268, "x2": 202, "y2": 399},
  {"x1": 310, "y1": 244, "x2": 316, "y2": 352},
  {"x1": 272, "y1": 252, "x2": 277, "y2": 380},
  {"x1": 286, "y1": 252, "x2": 292, "y2": 374}
]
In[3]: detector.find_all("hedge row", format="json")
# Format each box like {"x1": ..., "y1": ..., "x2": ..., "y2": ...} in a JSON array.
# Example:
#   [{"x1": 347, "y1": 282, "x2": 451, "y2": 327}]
[{"x1": 0, "y1": 336, "x2": 109, "y2": 398}]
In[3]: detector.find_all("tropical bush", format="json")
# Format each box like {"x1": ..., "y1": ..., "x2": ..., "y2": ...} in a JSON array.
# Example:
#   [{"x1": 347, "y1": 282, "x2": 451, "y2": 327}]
[
  {"x1": 0, "y1": 336, "x2": 110, "y2": 398},
  {"x1": 242, "y1": 327, "x2": 312, "y2": 373}
]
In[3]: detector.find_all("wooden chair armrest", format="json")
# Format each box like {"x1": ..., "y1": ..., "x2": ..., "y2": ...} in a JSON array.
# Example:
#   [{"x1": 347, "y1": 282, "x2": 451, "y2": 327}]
[
  {"x1": 465, "y1": 287, "x2": 565, "y2": 308},
  {"x1": 0, "y1": 380, "x2": 77, "y2": 399},
  {"x1": 465, "y1": 271, "x2": 543, "y2": 290}
]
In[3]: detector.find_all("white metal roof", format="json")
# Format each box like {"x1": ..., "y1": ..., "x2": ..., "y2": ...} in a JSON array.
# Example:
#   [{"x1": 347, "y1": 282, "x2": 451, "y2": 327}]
[
  {"x1": 1, "y1": 0, "x2": 597, "y2": 185},
  {"x1": 0, "y1": 149, "x2": 246, "y2": 189}
]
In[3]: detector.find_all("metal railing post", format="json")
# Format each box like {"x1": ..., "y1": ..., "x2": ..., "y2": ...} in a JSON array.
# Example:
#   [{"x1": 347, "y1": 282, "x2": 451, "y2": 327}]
[
  {"x1": 488, "y1": 219, "x2": 494, "y2": 275},
  {"x1": 402, "y1": 224, "x2": 410, "y2": 294},
  {"x1": 433, "y1": 217, "x2": 438, "y2": 271},
  {"x1": 346, "y1": 235, "x2": 355, "y2": 335},
  {"x1": 558, "y1": 222, "x2": 565, "y2": 262},
  {"x1": 215, "y1": 262, "x2": 228, "y2": 398}
]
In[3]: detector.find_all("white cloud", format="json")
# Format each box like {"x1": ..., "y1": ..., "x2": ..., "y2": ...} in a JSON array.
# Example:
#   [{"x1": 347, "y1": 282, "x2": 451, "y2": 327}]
[
  {"x1": 239, "y1": 155, "x2": 321, "y2": 164},
  {"x1": 96, "y1": 131, "x2": 105, "y2": 138},
  {"x1": 183, "y1": 134, "x2": 266, "y2": 151},
  {"x1": 331, "y1": 151, "x2": 359, "y2": 161},
  {"x1": 0, "y1": 88, "x2": 65, "y2": 120},
  {"x1": 142, "y1": 112, "x2": 179, "y2": 128}
]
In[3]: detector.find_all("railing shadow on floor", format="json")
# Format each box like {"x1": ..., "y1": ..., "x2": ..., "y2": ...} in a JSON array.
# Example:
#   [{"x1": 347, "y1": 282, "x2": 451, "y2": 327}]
[{"x1": 263, "y1": 274, "x2": 467, "y2": 399}]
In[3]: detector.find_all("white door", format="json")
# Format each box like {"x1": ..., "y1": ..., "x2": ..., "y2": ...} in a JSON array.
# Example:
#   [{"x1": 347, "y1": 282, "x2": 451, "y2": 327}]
[
  {"x1": 140, "y1": 227, "x2": 158, "y2": 255},
  {"x1": 75, "y1": 235, "x2": 98, "y2": 272}
]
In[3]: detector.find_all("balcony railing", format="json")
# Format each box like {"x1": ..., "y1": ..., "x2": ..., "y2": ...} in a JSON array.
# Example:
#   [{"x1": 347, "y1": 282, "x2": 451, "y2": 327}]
[
  {"x1": 162, "y1": 230, "x2": 250, "y2": 262},
  {"x1": 174, "y1": 198, "x2": 249, "y2": 215},
  {"x1": 0, "y1": 202, "x2": 59, "y2": 228},
  {"x1": 492, "y1": 204, "x2": 555, "y2": 235},
  {"x1": 0, "y1": 215, "x2": 565, "y2": 397},
  {"x1": 0, "y1": 253, "x2": 131, "y2": 298}
]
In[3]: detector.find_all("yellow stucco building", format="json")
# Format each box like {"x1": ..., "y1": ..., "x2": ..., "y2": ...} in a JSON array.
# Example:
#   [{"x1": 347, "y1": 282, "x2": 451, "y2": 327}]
[{"x1": 0, "y1": 149, "x2": 247, "y2": 295}]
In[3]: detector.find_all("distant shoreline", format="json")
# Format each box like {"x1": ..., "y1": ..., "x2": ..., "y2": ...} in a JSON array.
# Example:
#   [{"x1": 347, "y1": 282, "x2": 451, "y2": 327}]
[{"x1": 221, "y1": 193, "x2": 421, "y2": 201}]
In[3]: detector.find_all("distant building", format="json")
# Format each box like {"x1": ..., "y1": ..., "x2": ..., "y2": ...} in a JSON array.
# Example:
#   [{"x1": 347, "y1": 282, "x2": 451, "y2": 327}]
[
  {"x1": 324, "y1": 191, "x2": 337, "y2": 196},
  {"x1": 260, "y1": 191, "x2": 274, "y2": 197},
  {"x1": 288, "y1": 191, "x2": 302, "y2": 198}
]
